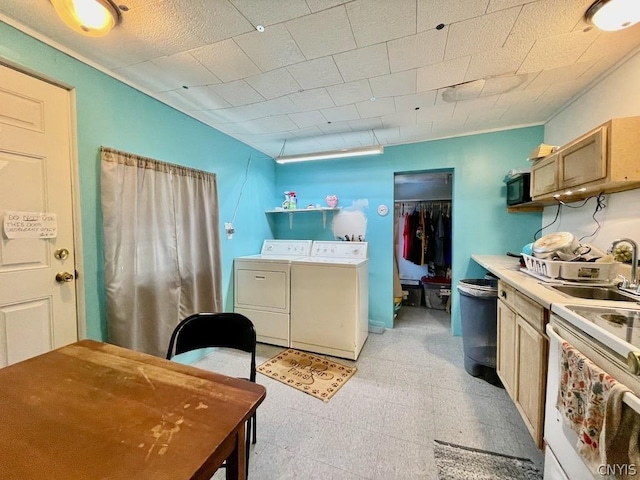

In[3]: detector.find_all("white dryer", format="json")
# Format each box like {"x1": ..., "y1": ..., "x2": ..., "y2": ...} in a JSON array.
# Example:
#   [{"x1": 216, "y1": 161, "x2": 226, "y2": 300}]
[
  {"x1": 234, "y1": 240, "x2": 312, "y2": 347},
  {"x1": 290, "y1": 241, "x2": 368, "y2": 360}
]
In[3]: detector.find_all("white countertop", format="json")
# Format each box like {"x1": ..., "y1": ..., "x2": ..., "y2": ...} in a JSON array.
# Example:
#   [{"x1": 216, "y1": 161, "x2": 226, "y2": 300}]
[{"x1": 471, "y1": 254, "x2": 640, "y2": 310}]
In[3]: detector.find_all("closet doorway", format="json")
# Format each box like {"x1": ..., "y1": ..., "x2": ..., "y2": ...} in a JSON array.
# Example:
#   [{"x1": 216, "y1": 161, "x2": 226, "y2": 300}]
[{"x1": 393, "y1": 171, "x2": 453, "y2": 321}]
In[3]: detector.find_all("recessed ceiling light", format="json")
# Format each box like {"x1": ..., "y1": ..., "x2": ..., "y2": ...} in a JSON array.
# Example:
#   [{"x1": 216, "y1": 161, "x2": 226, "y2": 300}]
[
  {"x1": 585, "y1": 0, "x2": 640, "y2": 31},
  {"x1": 256, "y1": 25, "x2": 265, "y2": 32}
]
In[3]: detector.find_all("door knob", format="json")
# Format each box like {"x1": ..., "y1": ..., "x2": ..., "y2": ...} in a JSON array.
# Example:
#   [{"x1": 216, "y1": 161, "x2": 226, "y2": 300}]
[{"x1": 55, "y1": 271, "x2": 75, "y2": 283}]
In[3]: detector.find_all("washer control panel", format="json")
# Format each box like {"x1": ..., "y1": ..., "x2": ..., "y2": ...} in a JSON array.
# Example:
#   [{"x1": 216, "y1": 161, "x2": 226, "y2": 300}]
[
  {"x1": 261, "y1": 240, "x2": 312, "y2": 255},
  {"x1": 311, "y1": 241, "x2": 368, "y2": 259}
]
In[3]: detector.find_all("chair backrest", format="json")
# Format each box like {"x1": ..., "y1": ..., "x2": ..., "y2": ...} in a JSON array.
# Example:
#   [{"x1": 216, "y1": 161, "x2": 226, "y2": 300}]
[{"x1": 166, "y1": 313, "x2": 257, "y2": 381}]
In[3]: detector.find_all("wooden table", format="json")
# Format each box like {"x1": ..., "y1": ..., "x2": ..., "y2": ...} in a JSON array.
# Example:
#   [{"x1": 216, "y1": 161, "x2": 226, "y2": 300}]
[{"x1": 0, "y1": 340, "x2": 266, "y2": 480}]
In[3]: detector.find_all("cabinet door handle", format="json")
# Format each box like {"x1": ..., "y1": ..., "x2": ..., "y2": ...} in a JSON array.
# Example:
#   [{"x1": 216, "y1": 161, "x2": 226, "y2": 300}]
[
  {"x1": 500, "y1": 290, "x2": 507, "y2": 298},
  {"x1": 255, "y1": 275, "x2": 266, "y2": 280}
]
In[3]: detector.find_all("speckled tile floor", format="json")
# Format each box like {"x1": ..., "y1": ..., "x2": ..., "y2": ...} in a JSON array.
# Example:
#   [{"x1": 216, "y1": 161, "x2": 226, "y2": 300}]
[{"x1": 192, "y1": 306, "x2": 544, "y2": 479}]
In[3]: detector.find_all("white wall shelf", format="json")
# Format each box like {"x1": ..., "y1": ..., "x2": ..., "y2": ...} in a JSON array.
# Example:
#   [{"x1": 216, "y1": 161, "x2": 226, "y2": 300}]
[{"x1": 265, "y1": 207, "x2": 340, "y2": 229}]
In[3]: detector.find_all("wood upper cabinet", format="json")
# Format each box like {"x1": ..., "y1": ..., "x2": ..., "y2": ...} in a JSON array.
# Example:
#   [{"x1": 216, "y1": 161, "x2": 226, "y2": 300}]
[
  {"x1": 530, "y1": 153, "x2": 558, "y2": 197},
  {"x1": 496, "y1": 280, "x2": 548, "y2": 449},
  {"x1": 531, "y1": 116, "x2": 640, "y2": 201}
]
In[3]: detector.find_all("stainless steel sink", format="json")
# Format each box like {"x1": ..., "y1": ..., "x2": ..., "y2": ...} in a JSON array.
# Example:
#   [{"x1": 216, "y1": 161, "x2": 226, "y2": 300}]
[{"x1": 549, "y1": 284, "x2": 640, "y2": 302}]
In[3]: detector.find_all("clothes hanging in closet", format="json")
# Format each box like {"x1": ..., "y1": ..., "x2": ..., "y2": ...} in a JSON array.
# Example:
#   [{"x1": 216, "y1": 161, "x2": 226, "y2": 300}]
[{"x1": 401, "y1": 202, "x2": 451, "y2": 268}]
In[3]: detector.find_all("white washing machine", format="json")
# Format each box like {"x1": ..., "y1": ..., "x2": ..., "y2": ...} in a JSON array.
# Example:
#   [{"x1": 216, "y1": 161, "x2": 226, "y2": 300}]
[
  {"x1": 290, "y1": 241, "x2": 368, "y2": 360},
  {"x1": 234, "y1": 240, "x2": 312, "y2": 347}
]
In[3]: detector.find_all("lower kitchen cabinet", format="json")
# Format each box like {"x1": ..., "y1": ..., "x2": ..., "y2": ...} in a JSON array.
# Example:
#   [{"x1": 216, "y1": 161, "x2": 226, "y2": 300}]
[{"x1": 496, "y1": 280, "x2": 548, "y2": 449}]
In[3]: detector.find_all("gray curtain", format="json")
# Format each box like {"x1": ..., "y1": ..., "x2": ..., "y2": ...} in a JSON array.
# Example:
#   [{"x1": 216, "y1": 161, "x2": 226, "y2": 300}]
[{"x1": 100, "y1": 147, "x2": 222, "y2": 357}]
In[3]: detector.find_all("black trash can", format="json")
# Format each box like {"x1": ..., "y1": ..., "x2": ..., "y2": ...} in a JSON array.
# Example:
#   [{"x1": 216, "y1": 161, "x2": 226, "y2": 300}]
[{"x1": 457, "y1": 278, "x2": 502, "y2": 387}]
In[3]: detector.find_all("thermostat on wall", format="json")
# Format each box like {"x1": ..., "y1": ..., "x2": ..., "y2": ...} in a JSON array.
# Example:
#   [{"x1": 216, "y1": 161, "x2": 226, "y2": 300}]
[{"x1": 377, "y1": 204, "x2": 389, "y2": 216}]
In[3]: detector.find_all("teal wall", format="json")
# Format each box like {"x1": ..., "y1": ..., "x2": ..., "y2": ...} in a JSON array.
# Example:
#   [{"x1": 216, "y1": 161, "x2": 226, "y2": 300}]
[
  {"x1": 273, "y1": 128, "x2": 544, "y2": 335},
  {"x1": 0, "y1": 22, "x2": 275, "y2": 341}
]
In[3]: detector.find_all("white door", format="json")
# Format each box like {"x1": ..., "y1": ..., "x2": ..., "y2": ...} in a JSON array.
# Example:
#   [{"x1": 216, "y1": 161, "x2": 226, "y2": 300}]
[{"x1": 0, "y1": 64, "x2": 78, "y2": 367}]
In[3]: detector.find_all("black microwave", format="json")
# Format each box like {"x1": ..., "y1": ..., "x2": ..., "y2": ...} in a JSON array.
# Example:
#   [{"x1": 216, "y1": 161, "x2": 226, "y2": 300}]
[{"x1": 506, "y1": 173, "x2": 531, "y2": 206}]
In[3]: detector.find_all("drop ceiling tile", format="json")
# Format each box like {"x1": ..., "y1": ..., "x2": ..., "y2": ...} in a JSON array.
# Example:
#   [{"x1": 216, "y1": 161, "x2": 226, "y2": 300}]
[
  {"x1": 306, "y1": 0, "x2": 351, "y2": 13},
  {"x1": 190, "y1": 39, "x2": 260, "y2": 82},
  {"x1": 487, "y1": 0, "x2": 532, "y2": 12},
  {"x1": 177, "y1": 86, "x2": 233, "y2": 109},
  {"x1": 287, "y1": 57, "x2": 344, "y2": 90},
  {"x1": 246, "y1": 69, "x2": 301, "y2": 100},
  {"x1": 417, "y1": 0, "x2": 490, "y2": 32},
  {"x1": 373, "y1": 127, "x2": 402, "y2": 143},
  {"x1": 453, "y1": 97, "x2": 499, "y2": 119},
  {"x1": 333, "y1": 44, "x2": 390, "y2": 83},
  {"x1": 155, "y1": 89, "x2": 207, "y2": 111},
  {"x1": 355, "y1": 97, "x2": 397, "y2": 118},
  {"x1": 579, "y1": 22, "x2": 640, "y2": 63},
  {"x1": 114, "y1": 61, "x2": 177, "y2": 93},
  {"x1": 400, "y1": 123, "x2": 433, "y2": 140},
  {"x1": 445, "y1": 7, "x2": 520, "y2": 60},
  {"x1": 525, "y1": 61, "x2": 595, "y2": 90},
  {"x1": 208, "y1": 80, "x2": 265, "y2": 106},
  {"x1": 348, "y1": 118, "x2": 384, "y2": 131},
  {"x1": 229, "y1": 0, "x2": 310, "y2": 26},
  {"x1": 494, "y1": 87, "x2": 546, "y2": 108},
  {"x1": 480, "y1": 73, "x2": 535, "y2": 97},
  {"x1": 416, "y1": 103, "x2": 455, "y2": 123},
  {"x1": 504, "y1": 0, "x2": 592, "y2": 49},
  {"x1": 318, "y1": 121, "x2": 353, "y2": 134},
  {"x1": 326, "y1": 80, "x2": 373, "y2": 106},
  {"x1": 255, "y1": 97, "x2": 301, "y2": 116},
  {"x1": 394, "y1": 91, "x2": 438, "y2": 111},
  {"x1": 243, "y1": 115, "x2": 299, "y2": 134},
  {"x1": 430, "y1": 118, "x2": 461, "y2": 136},
  {"x1": 234, "y1": 25, "x2": 306, "y2": 72},
  {"x1": 287, "y1": 89, "x2": 336, "y2": 111},
  {"x1": 342, "y1": 130, "x2": 379, "y2": 145},
  {"x1": 388, "y1": 29, "x2": 447, "y2": 73},
  {"x1": 173, "y1": 0, "x2": 254, "y2": 44},
  {"x1": 152, "y1": 52, "x2": 222, "y2": 87},
  {"x1": 285, "y1": 6, "x2": 356, "y2": 59},
  {"x1": 370, "y1": 70, "x2": 417, "y2": 98},
  {"x1": 288, "y1": 111, "x2": 329, "y2": 128},
  {"x1": 321, "y1": 105, "x2": 361, "y2": 122},
  {"x1": 287, "y1": 126, "x2": 325, "y2": 138},
  {"x1": 417, "y1": 56, "x2": 471, "y2": 92},
  {"x1": 518, "y1": 29, "x2": 599, "y2": 74},
  {"x1": 346, "y1": 0, "x2": 417, "y2": 47},
  {"x1": 465, "y1": 42, "x2": 532, "y2": 82},
  {"x1": 381, "y1": 111, "x2": 417, "y2": 128}
]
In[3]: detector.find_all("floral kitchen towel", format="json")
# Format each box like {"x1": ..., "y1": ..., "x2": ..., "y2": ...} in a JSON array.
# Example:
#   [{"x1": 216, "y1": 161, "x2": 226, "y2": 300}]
[{"x1": 556, "y1": 340, "x2": 618, "y2": 473}]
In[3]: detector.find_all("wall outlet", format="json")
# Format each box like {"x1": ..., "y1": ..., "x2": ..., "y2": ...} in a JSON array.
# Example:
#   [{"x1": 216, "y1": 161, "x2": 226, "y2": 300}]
[{"x1": 224, "y1": 222, "x2": 235, "y2": 239}]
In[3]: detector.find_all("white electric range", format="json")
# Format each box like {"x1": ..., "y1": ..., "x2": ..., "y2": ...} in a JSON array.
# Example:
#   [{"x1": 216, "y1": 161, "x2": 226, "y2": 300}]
[{"x1": 234, "y1": 240, "x2": 312, "y2": 347}]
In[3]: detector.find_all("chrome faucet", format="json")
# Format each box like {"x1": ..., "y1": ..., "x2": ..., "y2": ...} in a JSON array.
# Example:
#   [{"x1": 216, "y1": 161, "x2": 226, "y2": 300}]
[{"x1": 610, "y1": 238, "x2": 639, "y2": 289}]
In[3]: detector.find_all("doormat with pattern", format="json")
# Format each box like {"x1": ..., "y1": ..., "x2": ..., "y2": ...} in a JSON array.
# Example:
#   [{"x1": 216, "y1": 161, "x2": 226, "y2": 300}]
[
  {"x1": 257, "y1": 349, "x2": 356, "y2": 402},
  {"x1": 433, "y1": 441, "x2": 542, "y2": 480}
]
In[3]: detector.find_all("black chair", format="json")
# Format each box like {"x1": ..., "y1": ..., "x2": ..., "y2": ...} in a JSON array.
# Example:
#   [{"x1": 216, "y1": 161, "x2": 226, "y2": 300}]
[{"x1": 166, "y1": 312, "x2": 257, "y2": 472}]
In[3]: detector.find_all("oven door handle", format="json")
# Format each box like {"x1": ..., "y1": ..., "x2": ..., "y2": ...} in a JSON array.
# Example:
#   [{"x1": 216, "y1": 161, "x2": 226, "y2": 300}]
[{"x1": 547, "y1": 323, "x2": 640, "y2": 414}]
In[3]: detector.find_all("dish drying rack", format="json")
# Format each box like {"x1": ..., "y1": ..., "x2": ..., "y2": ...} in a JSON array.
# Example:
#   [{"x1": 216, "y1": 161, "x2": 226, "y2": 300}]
[{"x1": 522, "y1": 254, "x2": 616, "y2": 283}]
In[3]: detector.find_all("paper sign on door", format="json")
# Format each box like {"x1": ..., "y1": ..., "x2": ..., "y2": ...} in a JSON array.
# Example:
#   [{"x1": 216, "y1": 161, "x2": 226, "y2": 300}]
[{"x1": 3, "y1": 211, "x2": 58, "y2": 239}]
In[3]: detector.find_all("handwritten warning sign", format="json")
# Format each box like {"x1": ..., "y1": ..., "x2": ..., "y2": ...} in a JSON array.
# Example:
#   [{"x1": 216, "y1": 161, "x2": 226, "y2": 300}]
[{"x1": 3, "y1": 211, "x2": 58, "y2": 239}]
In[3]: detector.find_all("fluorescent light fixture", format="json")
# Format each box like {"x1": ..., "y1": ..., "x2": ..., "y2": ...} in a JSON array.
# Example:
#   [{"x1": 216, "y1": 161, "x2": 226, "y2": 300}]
[
  {"x1": 51, "y1": 0, "x2": 121, "y2": 37},
  {"x1": 275, "y1": 145, "x2": 384, "y2": 164},
  {"x1": 585, "y1": 0, "x2": 640, "y2": 31}
]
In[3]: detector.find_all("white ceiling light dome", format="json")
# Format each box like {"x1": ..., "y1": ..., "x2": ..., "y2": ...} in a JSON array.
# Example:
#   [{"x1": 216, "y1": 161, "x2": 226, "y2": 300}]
[
  {"x1": 50, "y1": 0, "x2": 121, "y2": 37},
  {"x1": 585, "y1": 0, "x2": 640, "y2": 31}
]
